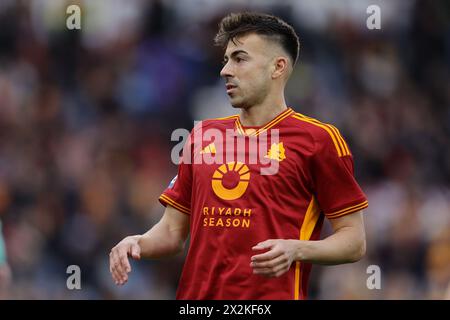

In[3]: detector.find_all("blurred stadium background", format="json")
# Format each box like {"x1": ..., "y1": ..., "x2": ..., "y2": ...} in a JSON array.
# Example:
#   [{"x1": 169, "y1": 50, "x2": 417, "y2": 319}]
[{"x1": 0, "y1": 0, "x2": 449, "y2": 299}]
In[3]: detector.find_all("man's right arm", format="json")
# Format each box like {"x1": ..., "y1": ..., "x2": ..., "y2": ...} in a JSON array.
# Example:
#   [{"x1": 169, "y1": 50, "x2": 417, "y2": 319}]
[{"x1": 109, "y1": 205, "x2": 190, "y2": 285}]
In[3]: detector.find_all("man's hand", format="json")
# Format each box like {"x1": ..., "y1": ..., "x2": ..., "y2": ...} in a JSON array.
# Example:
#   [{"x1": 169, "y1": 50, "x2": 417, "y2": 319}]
[
  {"x1": 250, "y1": 239, "x2": 298, "y2": 278},
  {"x1": 108, "y1": 205, "x2": 190, "y2": 286},
  {"x1": 250, "y1": 211, "x2": 366, "y2": 276},
  {"x1": 109, "y1": 235, "x2": 141, "y2": 285}
]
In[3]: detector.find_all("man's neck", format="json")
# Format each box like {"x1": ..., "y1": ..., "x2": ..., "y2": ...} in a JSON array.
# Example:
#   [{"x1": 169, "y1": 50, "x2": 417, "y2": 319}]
[{"x1": 239, "y1": 96, "x2": 288, "y2": 127}]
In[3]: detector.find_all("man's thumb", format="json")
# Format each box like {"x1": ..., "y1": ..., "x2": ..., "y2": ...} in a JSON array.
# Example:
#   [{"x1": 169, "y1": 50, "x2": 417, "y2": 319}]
[{"x1": 131, "y1": 243, "x2": 141, "y2": 259}]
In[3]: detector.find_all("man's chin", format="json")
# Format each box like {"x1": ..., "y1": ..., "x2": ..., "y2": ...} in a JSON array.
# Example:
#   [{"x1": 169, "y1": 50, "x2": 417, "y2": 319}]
[{"x1": 229, "y1": 98, "x2": 248, "y2": 109}]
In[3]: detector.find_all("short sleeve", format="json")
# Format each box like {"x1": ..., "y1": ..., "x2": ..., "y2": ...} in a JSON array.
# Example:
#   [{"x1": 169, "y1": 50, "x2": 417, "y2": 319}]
[
  {"x1": 158, "y1": 134, "x2": 193, "y2": 215},
  {"x1": 311, "y1": 131, "x2": 368, "y2": 219}
]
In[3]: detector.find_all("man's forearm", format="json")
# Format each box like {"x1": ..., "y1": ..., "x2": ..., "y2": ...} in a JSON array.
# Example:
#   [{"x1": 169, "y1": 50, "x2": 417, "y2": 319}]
[
  {"x1": 295, "y1": 226, "x2": 366, "y2": 265},
  {"x1": 136, "y1": 222, "x2": 186, "y2": 259}
]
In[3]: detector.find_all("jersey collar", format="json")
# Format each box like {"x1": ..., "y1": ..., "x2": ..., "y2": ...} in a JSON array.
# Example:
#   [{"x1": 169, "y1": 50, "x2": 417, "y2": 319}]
[{"x1": 234, "y1": 107, "x2": 294, "y2": 137}]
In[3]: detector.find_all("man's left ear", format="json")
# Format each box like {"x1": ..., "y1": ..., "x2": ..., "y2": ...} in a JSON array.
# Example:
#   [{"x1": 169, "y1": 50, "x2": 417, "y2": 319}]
[{"x1": 271, "y1": 57, "x2": 288, "y2": 79}]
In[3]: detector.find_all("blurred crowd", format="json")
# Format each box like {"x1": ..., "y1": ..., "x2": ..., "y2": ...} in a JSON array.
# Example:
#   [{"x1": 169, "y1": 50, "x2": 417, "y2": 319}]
[{"x1": 0, "y1": 0, "x2": 449, "y2": 299}]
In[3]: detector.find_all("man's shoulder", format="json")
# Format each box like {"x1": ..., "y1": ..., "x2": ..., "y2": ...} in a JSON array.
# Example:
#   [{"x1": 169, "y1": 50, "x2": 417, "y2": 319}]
[
  {"x1": 288, "y1": 112, "x2": 349, "y2": 155},
  {"x1": 288, "y1": 112, "x2": 336, "y2": 137}
]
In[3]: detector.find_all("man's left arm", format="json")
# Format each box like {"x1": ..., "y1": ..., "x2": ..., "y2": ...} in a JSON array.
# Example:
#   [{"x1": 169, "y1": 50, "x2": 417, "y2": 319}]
[{"x1": 250, "y1": 210, "x2": 366, "y2": 277}]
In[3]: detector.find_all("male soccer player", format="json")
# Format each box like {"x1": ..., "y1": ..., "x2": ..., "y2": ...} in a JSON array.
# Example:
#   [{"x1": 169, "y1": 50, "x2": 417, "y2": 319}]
[{"x1": 109, "y1": 12, "x2": 368, "y2": 299}]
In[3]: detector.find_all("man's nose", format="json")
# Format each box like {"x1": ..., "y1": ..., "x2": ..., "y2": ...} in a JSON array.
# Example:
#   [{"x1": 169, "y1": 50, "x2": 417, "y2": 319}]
[{"x1": 220, "y1": 62, "x2": 233, "y2": 78}]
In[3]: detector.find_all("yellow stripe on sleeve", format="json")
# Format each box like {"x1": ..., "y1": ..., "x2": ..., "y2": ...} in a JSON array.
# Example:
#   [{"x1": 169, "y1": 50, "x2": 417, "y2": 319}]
[
  {"x1": 329, "y1": 124, "x2": 350, "y2": 156},
  {"x1": 159, "y1": 194, "x2": 190, "y2": 215},
  {"x1": 326, "y1": 201, "x2": 368, "y2": 219}
]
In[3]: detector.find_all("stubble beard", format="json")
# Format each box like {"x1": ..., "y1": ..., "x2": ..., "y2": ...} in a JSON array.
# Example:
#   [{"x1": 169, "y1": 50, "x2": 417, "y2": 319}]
[{"x1": 229, "y1": 87, "x2": 267, "y2": 110}]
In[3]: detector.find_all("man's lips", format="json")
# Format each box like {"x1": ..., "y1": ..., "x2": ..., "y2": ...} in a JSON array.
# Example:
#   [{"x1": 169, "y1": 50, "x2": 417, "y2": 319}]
[{"x1": 226, "y1": 84, "x2": 237, "y2": 93}]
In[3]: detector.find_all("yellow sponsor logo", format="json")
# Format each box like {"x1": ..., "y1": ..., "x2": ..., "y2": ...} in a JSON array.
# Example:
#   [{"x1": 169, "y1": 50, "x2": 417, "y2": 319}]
[
  {"x1": 264, "y1": 142, "x2": 286, "y2": 162},
  {"x1": 202, "y1": 206, "x2": 252, "y2": 228},
  {"x1": 211, "y1": 161, "x2": 250, "y2": 200}
]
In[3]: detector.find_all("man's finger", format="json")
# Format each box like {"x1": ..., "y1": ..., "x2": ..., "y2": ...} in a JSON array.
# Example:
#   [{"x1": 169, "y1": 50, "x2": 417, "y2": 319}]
[
  {"x1": 274, "y1": 268, "x2": 289, "y2": 277},
  {"x1": 117, "y1": 259, "x2": 129, "y2": 283},
  {"x1": 250, "y1": 254, "x2": 287, "y2": 268},
  {"x1": 118, "y1": 271, "x2": 128, "y2": 283},
  {"x1": 112, "y1": 268, "x2": 122, "y2": 284},
  {"x1": 253, "y1": 263, "x2": 289, "y2": 278},
  {"x1": 119, "y1": 254, "x2": 131, "y2": 273},
  {"x1": 109, "y1": 261, "x2": 116, "y2": 282},
  {"x1": 252, "y1": 240, "x2": 274, "y2": 251},
  {"x1": 252, "y1": 267, "x2": 275, "y2": 276},
  {"x1": 251, "y1": 249, "x2": 282, "y2": 262},
  {"x1": 111, "y1": 257, "x2": 124, "y2": 283},
  {"x1": 109, "y1": 251, "x2": 119, "y2": 277},
  {"x1": 111, "y1": 250, "x2": 126, "y2": 279},
  {"x1": 110, "y1": 262, "x2": 121, "y2": 284}
]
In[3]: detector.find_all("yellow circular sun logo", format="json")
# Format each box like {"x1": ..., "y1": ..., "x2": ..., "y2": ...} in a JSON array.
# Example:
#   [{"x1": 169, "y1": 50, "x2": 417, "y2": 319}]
[{"x1": 211, "y1": 162, "x2": 250, "y2": 200}]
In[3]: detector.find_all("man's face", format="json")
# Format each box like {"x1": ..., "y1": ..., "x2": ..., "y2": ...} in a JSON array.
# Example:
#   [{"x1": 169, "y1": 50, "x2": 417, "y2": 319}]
[{"x1": 220, "y1": 33, "x2": 275, "y2": 109}]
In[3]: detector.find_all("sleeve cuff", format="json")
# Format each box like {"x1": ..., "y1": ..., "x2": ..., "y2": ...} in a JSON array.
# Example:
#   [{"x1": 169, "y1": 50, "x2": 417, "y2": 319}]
[
  {"x1": 159, "y1": 194, "x2": 191, "y2": 215},
  {"x1": 325, "y1": 200, "x2": 368, "y2": 219}
]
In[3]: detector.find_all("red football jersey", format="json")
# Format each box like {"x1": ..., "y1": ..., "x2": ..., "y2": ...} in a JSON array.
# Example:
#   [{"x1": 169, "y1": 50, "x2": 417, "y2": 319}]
[{"x1": 159, "y1": 107, "x2": 368, "y2": 300}]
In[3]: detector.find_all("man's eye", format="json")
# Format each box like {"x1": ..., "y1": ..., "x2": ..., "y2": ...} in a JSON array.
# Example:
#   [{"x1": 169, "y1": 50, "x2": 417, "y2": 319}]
[{"x1": 236, "y1": 57, "x2": 243, "y2": 63}]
